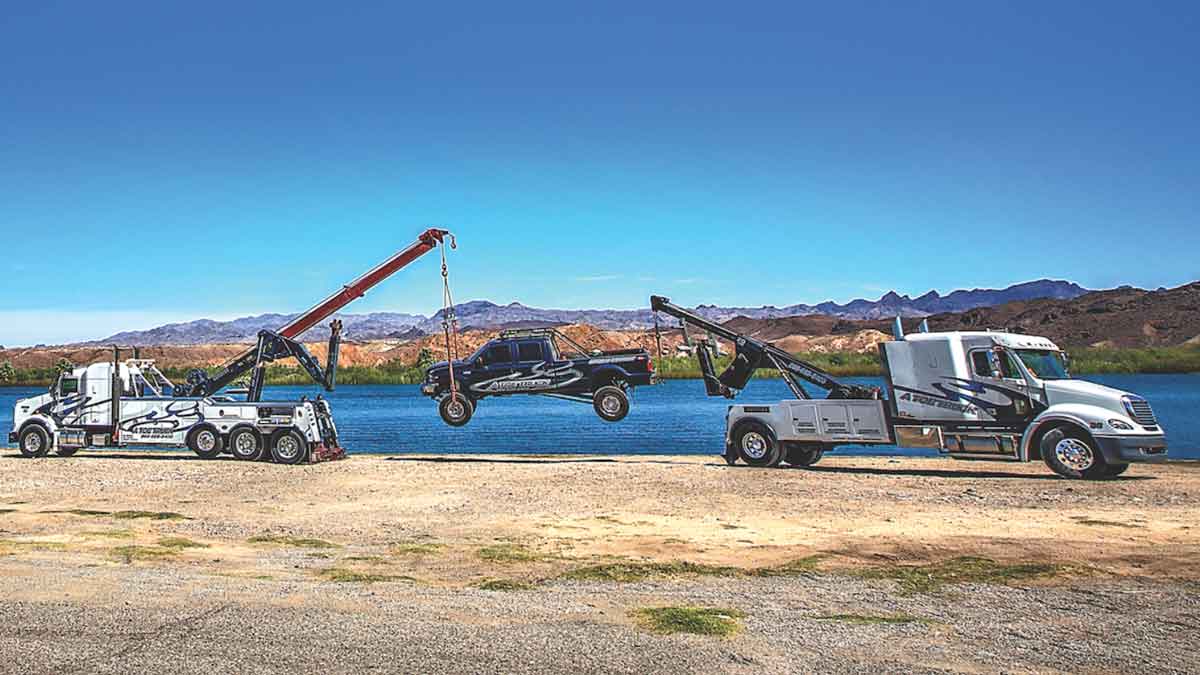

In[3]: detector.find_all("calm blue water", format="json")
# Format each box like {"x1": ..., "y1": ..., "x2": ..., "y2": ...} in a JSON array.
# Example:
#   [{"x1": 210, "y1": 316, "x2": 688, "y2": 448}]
[{"x1": 2, "y1": 375, "x2": 1197, "y2": 459}]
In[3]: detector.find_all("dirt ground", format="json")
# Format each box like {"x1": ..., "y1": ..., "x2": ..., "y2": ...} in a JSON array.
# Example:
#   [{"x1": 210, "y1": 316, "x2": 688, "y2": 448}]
[{"x1": 1, "y1": 452, "x2": 1197, "y2": 673}]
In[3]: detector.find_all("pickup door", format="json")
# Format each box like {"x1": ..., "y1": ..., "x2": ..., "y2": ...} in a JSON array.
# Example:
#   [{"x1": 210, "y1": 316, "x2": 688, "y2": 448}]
[{"x1": 471, "y1": 343, "x2": 516, "y2": 395}]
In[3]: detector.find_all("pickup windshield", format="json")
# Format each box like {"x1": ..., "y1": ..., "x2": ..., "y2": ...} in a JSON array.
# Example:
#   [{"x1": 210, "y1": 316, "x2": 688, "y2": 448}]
[{"x1": 1015, "y1": 349, "x2": 1069, "y2": 380}]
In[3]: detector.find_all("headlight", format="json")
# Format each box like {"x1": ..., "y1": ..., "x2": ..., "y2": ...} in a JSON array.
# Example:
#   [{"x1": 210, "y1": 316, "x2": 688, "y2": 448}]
[{"x1": 1108, "y1": 419, "x2": 1134, "y2": 431}]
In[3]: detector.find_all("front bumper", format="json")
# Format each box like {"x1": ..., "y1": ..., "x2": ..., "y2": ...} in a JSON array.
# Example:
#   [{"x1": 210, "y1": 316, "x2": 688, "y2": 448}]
[
  {"x1": 1093, "y1": 434, "x2": 1168, "y2": 464},
  {"x1": 420, "y1": 383, "x2": 438, "y2": 396}
]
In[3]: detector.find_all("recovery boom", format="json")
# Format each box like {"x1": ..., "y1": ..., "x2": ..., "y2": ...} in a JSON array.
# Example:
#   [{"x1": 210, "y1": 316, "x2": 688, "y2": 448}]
[
  {"x1": 649, "y1": 295, "x2": 879, "y2": 401},
  {"x1": 183, "y1": 228, "x2": 452, "y2": 399}
]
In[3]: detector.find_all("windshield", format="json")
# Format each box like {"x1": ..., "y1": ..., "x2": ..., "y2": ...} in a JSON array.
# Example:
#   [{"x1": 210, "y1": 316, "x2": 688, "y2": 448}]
[{"x1": 1015, "y1": 349, "x2": 1069, "y2": 380}]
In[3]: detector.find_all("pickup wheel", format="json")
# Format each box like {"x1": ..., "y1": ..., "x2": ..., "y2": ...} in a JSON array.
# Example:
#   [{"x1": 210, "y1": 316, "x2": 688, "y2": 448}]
[
  {"x1": 439, "y1": 392, "x2": 474, "y2": 427},
  {"x1": 1041, "y1": 427, "x2": 1108, "y2": 480},
  {"x1": 186, "y1": 426, "x2": 223, "y2": 460},
  {"x1": 18, "y1": 426, "x2": 51, "y2": 458},
  {"x1": 229, "y1": 427, "x2": 265, "y2": 461},
  {"x1": 593, "y1": 386, "x2": 630, "y2": 422},
  {"x1": 271, "y1": 429, "x2": 308, "y2": 465},
  {"x1": 784, "y1": 443, "x2": 823, "y2": 467},
  {"x1": 733, "y1": 421, "x2": 783, "y2": 467}
]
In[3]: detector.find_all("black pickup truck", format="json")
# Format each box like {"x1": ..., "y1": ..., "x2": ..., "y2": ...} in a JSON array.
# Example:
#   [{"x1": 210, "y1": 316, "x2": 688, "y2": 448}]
[{"x1": 421, "y1": 328, "x2": 657, "y2": 426}]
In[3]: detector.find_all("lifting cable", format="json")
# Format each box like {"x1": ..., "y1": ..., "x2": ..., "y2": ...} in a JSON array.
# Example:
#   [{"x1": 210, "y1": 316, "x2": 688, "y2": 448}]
[{"x1": 438, "y1": 233, "x2": 460, "y2": 398}]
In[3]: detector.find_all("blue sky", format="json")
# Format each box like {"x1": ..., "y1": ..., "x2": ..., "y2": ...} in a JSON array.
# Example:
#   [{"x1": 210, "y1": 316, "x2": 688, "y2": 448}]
[{"x1": 1, "y1": 2, "x2": 1197, "y2": 345}]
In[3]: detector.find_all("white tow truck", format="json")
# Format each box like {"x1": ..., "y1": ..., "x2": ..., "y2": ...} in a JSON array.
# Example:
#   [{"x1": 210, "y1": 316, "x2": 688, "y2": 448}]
[
  {"x1": 651, "y1": 296, "x2": 1168, "y2": 480},
  {"x1": 10, "y1": 353, "x2": 339, "y2": 464},
  {"x1": 8, "y1": 228, "x2": 454, "y2": 463}
]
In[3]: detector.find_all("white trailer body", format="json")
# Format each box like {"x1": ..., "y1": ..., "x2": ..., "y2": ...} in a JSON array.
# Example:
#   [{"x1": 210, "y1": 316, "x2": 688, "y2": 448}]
[
  {"x1": 723, "y1": 329, "x2": 1167, "y2": 479},
  {"x1": 10, "y1": 360, "x2": 341, "y2": 464}
]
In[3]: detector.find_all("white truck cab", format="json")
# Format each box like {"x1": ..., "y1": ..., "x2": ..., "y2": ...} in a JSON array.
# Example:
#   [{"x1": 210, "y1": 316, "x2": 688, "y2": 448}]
[
  {"x1": 725, "y1": 329, "x2": 1167, "y2": 479},
  {"x1": 10, "y1": 358, "x2": 342, "y2": 464}
]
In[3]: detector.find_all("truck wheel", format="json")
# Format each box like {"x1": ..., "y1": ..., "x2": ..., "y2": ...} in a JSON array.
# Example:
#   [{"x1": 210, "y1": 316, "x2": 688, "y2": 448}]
[
  {"x1": 18, "y1": 426, "x2": 51, "y2": 458},
  {"x1": 229, "y1": 428, "x2": 265, "y2": 461},
  {"x1": 733, "y1": 421, "x2": 783, "y2": 467},
  {"x1": 1041, "y1": 427, "x2": 1108, "y2": 480},
  {"x1": 784, "y1": 443, "x2": 823, "y2": 467},
  {"x1": 439, "y1": 393, "x2": 474, "y2": 427},
  {"x1": 593, "y1": 386, "x2": 630, "y2": 422},
  {"x1": 186, "y1": 426, "x2": 223, "y2": 460},
  {"x1": 271, "y1": 430, "x2": 308, "y2": 465},
  {"x1": 55, "y1": 447, "x2": 79, "y2": 457},
  {"x1": 1104, "y1": 463, "x2": 1130, "y2": 478}
]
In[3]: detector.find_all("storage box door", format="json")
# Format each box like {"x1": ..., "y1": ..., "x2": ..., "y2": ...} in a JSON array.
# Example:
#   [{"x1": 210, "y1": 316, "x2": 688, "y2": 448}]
[
  {"x1": 848, "y1": 402, "x2": 886, "y2": 440},
  {"x1": 818, "y1": 405, "x2": 849, "y2": 435}
]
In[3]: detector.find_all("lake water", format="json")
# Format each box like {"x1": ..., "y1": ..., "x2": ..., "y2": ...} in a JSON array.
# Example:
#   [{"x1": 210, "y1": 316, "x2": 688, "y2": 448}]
[{"x1": 2, "y1": 375, "x2": 1196, "y2": 459}]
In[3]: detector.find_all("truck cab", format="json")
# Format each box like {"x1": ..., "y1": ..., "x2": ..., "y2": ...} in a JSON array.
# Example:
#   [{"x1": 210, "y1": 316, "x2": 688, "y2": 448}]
[{"x1": 881, "y1": 331, "x2": 1167, "y2": 476}]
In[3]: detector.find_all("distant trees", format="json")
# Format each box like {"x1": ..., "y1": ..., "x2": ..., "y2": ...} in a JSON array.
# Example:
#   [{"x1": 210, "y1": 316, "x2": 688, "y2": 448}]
[
  {"x1": 54, "y1": 358, "x2": 74, "y2": 375},
  {"x1": 416, "y1": 347, "x2": 436, "y2": 369},
  {"x1": 0, "y1": 360, "x2": 14, "y2": 383}
]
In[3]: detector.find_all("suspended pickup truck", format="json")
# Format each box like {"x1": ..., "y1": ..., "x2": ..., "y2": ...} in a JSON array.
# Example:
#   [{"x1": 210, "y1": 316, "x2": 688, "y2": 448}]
[
  {"x1": 651, "y1": 295, "x2": 1168, "y2": 480},
  {"x1": 421, "y1": 328, "x2": 657, "y2": 426}
]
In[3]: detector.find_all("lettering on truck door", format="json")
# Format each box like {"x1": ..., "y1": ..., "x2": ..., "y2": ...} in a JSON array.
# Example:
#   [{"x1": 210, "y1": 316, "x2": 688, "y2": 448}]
[{"x1": 963, "y1": 343, "x2": 1037, "y2": 426}]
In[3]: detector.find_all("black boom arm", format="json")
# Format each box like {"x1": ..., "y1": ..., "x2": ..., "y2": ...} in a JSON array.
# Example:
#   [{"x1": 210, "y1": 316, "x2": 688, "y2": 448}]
[{"x1": 649, "y1": 295, "x2": 880, "y2": 401}]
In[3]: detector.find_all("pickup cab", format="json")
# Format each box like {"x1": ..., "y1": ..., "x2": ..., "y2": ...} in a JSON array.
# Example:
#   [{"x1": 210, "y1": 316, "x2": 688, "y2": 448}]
[{"x1": 421, "y1": 328, "x2": 656, "y2": 425}]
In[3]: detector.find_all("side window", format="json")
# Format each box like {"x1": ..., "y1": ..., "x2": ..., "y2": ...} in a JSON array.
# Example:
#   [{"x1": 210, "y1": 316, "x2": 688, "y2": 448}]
[
  {"x1": 970, "y1": 351, "x2": 994, "y2": 377},
  {"x1": 483, "y1": 344, "x2": 512, "y2": 366},
  {"x1": 59, "y1": 377, "x2": 79, "y2": 396},
  {"x1": 517, "y1": 341, "x2": 544, "y2": 362},
  {"x1": 1000, "y1": 352, "x2": 1023, "y2": 379}
]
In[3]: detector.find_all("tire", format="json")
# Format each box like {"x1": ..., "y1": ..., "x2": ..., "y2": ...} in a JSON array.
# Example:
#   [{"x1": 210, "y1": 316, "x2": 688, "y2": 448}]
[
  {"x1": 1041, "y1": 427, "x2": 1108, "y2": 480},
  {"x1": 1104, "y1": 463, "x2": 1131, "y2": 478},
  {"x1": 55, "y1": 447, "x2": 79, "y2": 457},
  {"x1": 732, "y1": 421, "x2": 783, "y2": 467},
  {"x1": 228, "y1": 427, "x2": 265, "y2": 462},
  {"x1": 186, "y1": 426, "x2": 223, "y2": 460},
  {"x1": 271, "y1": 429, "x2": 308, "y2": 465},
  {"x1": 17, "y1": 426, "x2": 51, "y2": 458},
  {"x1": 439, "y1": 392, "x2": 474, "y2": 427},
  {"x1": 592, "y1": 386, "x2": 630, "y2": 422},
  {"x1": 784, "y1": 443, "x2": 824, "y2": 467}
]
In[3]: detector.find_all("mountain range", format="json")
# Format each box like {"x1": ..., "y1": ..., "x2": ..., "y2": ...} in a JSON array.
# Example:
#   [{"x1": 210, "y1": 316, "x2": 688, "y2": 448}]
[{"x1": 96, "y1": 279, "x2": 1088, "y2": 346}]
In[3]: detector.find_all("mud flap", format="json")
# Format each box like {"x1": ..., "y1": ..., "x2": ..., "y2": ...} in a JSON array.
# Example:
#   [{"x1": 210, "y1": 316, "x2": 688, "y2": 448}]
[{"x1": 309, "y1": 443, "x2": 346, "y2": 463}]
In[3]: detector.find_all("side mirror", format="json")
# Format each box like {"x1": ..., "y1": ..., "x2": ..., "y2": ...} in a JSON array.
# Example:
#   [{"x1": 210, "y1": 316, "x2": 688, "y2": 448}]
[{"x1": 986, "y1": 350, "x2": 1003, "y2": 379}]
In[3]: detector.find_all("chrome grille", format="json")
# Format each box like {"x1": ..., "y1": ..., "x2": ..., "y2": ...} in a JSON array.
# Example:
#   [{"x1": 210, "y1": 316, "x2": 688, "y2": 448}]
[{"x1": 1127, "y1": 398, "x2": 1157, "y2": 427}]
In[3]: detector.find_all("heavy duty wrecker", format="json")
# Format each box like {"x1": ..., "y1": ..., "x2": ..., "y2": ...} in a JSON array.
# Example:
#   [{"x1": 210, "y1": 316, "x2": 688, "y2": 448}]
[
  {"x1": 10, "y1": 228, "x2": 452, "y2": 464},
  {"x1": 650, "y1": 295, "x2": 1168, "y2": 480}
]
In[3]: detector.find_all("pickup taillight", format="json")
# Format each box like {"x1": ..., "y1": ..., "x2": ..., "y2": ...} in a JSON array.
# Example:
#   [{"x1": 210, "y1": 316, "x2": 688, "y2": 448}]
[{"x1": 646, "y1": 357, "x2": 654, "y2": 373}]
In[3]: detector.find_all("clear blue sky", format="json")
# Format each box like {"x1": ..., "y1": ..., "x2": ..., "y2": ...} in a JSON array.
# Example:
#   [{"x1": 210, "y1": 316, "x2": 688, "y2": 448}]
[{"x1": 1, "y1": 1, "x2": 1197, "y2": 345}]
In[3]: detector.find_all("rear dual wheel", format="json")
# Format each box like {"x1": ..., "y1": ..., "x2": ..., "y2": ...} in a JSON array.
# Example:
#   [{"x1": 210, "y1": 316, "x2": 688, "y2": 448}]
[
  {"x1": 187, "y1": 426, "x2": 223, "y2": 460},
  {"x1": 784, "y1": 443, "x2": 824, "y2": 467},
  {"x1": 229, "y1": 428, "x2": 266, "y2": 461},
  {"x1": 732, "y1": 421, "x2": 783, "y2": 467},
  {"x1": 271, "y1": 430, "x2": 308, "y2": 465}
]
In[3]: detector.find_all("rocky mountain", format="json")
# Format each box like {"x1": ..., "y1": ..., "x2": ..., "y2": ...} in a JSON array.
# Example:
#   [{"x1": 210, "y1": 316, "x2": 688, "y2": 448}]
[{"x1": 92, "y1": 279, "x2": 1088, "y2": 346}]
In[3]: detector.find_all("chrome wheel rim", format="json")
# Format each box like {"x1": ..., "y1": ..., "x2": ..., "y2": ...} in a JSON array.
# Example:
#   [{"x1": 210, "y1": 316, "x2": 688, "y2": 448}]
[
  {"x1": 741, "y1": 432, "x2": 768, "y2": 460},
  {"x1": 276, "y1": 436, "x2": 300, "y2": 460},
  {"x1": 447, "y1": 400, "x2": 465, "y2": 419},
  {"x1": 601, "y1": 395, "x2": 621, "y2": 415},
  {"x1": 23, "y1": 433, "x2": 42, "y2": 454},
  {"x1": 1055, "y1": 438, "x2": 1094, "y2": 471},
  {"x1": 235, "y1": 433, "x2": 257, "y2": 455},
  {"x1": 197, "y1": 432, "x2": 216, "y2": 452}
]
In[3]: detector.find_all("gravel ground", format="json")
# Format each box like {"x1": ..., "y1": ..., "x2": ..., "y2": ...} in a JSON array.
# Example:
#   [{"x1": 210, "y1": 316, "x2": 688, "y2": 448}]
[{"x1": 1, "y1": 452, "x2": 1198, "y2": 673}]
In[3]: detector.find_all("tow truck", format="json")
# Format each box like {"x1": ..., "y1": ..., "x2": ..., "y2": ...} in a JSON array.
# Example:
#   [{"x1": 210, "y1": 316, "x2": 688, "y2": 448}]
[
  {"x1": 650, "y1": 295, "x2": 1168, "y2": 479},
  {"x1": 10, "y1": 228, "x2": 453, "y2": 463},
  {"x1": 421, "y1": 328, "x2": 657, "y2": 426}
]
